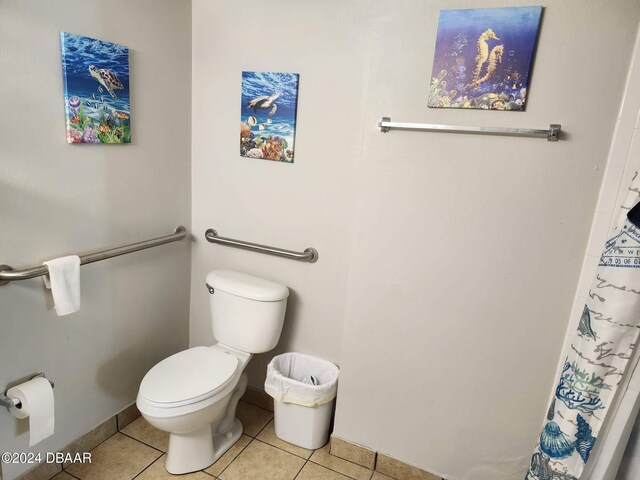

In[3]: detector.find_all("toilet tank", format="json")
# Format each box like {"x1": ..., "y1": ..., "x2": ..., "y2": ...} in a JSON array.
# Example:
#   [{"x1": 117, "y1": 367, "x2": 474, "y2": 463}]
[{"x1": 206, "y1": 270, "x2": 289, "y2": 353}]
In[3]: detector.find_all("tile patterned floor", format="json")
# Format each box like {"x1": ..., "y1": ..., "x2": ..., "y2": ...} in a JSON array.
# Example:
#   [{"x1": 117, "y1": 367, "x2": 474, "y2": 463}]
[{"x1": 51, "y1": 401, "x2": 378, "y2": 480}]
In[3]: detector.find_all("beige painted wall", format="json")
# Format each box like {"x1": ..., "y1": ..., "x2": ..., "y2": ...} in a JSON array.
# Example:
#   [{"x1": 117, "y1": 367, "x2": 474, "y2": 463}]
[
  {"x1": 0, "y1": 1, "x2": 192, "y2": 478},
  {"x1": 191, "y1": 1, "x2": 640, "y2": 479},
  {"x1": 335, "y1": 2, "x2": 640, "y2": 479},
  {"x1": 190, "y1": 0, "x2": 370, "y2": 384}
]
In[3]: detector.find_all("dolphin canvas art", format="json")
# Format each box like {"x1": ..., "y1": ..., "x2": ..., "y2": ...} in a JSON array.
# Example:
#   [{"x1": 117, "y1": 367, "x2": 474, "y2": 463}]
[
  {"x1": 428, "y1": 7, "x2": 542, "y2": 111},
  {"x1": 60, "y1": 32, "x2": 131, "y2": 143},
  {"x1": 240, "y1": 71, "x2": 299, "y2": 163}
]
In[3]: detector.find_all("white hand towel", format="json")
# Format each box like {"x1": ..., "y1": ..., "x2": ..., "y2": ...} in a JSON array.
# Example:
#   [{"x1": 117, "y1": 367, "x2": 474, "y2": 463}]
[{"x1": 43, "y1": 255, "x2": 81, "y2": 316}]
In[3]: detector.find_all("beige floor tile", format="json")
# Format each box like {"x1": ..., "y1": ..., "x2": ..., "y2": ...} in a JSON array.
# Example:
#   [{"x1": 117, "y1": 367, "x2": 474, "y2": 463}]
[
  {"x1": 136, "y1": 455, "x2": 213, "y2": 479},
  {"x1": 218, "y1": 440, "x2": 304, "y2": 480},
  {"x1": 371, "y1": 472, "x2": 395, "y2": 480},
  {"x1": 256, "y1": 420, "x2": 313, "y2": 459},
  {"x1": 310, "y1": 444, "x2": 373, "y2": 480},
  {"x1": 61, "y1": 417, "x2": 118, "y2": 468},
  {"x1": 376, "y1": 454, "x2": 440, "y2": 480},
  {"x1": 65, "y1": 432, "x2": 161, "y2": 480},
  {"x1": 296, "y1": 462, "x2": 353, "y2": 480},
  {"x1": 121, "y1": 416, "x2": 169, "y2": 452},
  {"x1": 204, "y1": 434, "x2": 251, "y2": 477},
  {"x1": 236, "y1": 401, "x2": 273, "y2": 437},
  {"x1": 51, "y1": 473, "x2": 76, "y2": 480}
]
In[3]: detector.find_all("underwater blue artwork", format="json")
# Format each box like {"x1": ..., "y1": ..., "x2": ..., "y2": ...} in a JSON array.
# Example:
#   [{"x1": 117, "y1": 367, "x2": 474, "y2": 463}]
[
  {"x1": 60, "y1": 32, "x2": 130, "y2": 144},
  {"x1": 240, "y1": 71, "x2": 299, "y2": 163},
  {"x1": 428, "y1": 6, "x2": 542, "y2": 111}
]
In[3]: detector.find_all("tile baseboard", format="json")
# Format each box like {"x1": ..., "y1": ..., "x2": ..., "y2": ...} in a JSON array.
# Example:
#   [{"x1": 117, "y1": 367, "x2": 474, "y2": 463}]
[
  {"x1": 14, "y1": 402, "x2": 138, "y2": 480},
  {"x1": 60, "y1": 417, "x2": 117, "y2": 469},
  {"x1": 241, "y1": 386, "x2": 274, "y2": 412},
  {"x1": 329, "y1": 435, "x2": 376, "y2": 469},
  {"x1": 13, "y1": 461, "x2": 60, "y2": 480},
  {"x1": 240, "y1": 388, "x2": 442, "y2": 479},
  {"x1": 116, "y1": 403, "x2": 141, "y2": 430},
  {"x1": 330, "y1": 435, "x2": 442, "y2": 480},
  {"x1": 376, "y1": 452, "x2": 442, "y2": 480}
]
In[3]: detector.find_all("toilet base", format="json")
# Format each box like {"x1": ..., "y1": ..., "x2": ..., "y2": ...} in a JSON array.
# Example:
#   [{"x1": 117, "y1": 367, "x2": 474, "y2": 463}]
[
  {"x1": 213, "y1": 418, "x2": 243, "y2": 462},
  {"x1": 166, "y1": 424, "x2": 215, "y2": 474},
  {"x1": 165, "y1": 418, "x2": 243, "y2": 474}
]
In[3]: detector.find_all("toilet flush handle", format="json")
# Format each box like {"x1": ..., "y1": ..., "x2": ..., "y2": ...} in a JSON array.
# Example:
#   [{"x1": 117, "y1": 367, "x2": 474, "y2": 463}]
[{"x1": 206, "y1": 283, "x2": 214, "y2": 294}]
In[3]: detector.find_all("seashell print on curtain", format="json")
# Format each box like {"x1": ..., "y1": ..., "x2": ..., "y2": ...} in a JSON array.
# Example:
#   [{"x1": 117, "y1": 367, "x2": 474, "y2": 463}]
[{"x1": 526, "y1": 172, "x2": 640, "y2": 480}]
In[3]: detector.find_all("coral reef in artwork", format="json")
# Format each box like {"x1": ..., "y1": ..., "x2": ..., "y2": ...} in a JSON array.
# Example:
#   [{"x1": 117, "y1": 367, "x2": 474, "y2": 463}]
[
  {"x1": 428, "y1": 7, "x2": 542, "y2": 111},
  {"x1": 240, "y1": 72, "x2": 299, "y2": 163},
  {"x1": 60, "y1": 32, "x2": 131, "y2": 144}
]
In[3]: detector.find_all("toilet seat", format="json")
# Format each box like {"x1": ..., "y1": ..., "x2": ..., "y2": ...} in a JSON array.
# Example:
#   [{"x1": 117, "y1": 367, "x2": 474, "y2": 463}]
[{"x1": 139, "y1": 346, "x2": 239, "y2": 408}]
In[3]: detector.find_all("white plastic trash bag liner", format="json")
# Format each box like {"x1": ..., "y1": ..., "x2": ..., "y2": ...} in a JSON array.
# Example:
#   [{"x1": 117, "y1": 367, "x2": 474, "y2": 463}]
[{"x1": 265, "y1": 353, "x2": 339, "y2": 407}]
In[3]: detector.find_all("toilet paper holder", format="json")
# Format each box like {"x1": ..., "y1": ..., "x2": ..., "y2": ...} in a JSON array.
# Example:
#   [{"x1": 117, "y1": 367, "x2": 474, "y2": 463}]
[{"x1": 1, "y1": 373, "x2": 54, "y2": 410}]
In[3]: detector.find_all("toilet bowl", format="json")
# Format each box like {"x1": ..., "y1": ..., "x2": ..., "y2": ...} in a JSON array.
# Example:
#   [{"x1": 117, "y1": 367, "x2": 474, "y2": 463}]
[
  {"x1": 137, "y1": 344, "x2": 251, "y2": 474},
  {"x1": 136, "y1": 270, "x2": 289, "y2": 474}
]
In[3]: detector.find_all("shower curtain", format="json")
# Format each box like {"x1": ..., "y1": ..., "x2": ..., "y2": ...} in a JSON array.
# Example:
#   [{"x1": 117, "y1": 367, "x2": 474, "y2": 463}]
[{"x1": 526, "y1": 174, "x2": 640, "y2": 480}]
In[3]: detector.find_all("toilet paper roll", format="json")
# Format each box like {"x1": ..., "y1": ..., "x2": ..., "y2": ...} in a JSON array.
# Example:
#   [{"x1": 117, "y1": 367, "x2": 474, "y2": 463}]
[{"x1": 7, "y1": 377, "x2": 55, "y2": 447}]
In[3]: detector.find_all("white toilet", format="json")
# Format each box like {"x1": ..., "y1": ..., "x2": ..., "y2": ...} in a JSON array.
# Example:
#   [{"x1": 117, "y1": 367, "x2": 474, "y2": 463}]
[{"x1": 136, "y1": 270, "x2": 289, "y2": 474}]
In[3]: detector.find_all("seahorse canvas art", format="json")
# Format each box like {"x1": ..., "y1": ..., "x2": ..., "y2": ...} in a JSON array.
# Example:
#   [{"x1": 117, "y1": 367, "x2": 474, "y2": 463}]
[{"x1": 428, "y1": 7, "x2": 542, "y2": 111}]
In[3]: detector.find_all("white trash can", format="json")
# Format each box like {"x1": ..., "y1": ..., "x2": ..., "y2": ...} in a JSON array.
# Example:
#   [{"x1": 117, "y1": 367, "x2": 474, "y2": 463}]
[{"x1": 265, "y1": 353, "x2": 339, "y2": 449}]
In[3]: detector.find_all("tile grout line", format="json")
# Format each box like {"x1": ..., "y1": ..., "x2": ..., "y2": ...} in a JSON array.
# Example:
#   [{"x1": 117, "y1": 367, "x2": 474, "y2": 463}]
[
  {"x1": 61, "y1": 427, "x2": 120, "y2": 474},
  {"x1": 130, "y1": 455, "x2": 160, "y2": 480},
  {"x1": 63, "y1": 418, "x2": 375, "y2": 480},
  {"x1": 252, "y1": 437, "x2": 312, "y2": 461},
  {"x1": 248, "y1": 434, "x2": 369, "y2": 480},
  {"x1": 62, "y1": 471, "x2": 82, "y2": 480},
  {"x1": 215, "y1": 416, "x2": 304, "y2": 479},
  {"x1": 305, "y1": 458, "x2": 366, "y2": 480},
  {"x1": 118, "y1": 431, "x2": 166, "y2": 455},
  {"x1": 307, "y1": 451, "x2": 375, "y2": 479},
  {"x1": 291, "y1": 458, "x2": 308, "y2": 480},
  {"x1": 213, "y1": 433, "x2": 255, "y2": 479},
  {"x1": 245, "y1": 415, "x2": 370, "y2": 480}
]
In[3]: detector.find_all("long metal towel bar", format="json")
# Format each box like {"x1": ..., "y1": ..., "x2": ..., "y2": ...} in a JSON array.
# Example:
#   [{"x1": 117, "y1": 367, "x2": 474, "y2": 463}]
[
  {"x1": 0, "y1": 226, "x2": 187, "y2": 285},
  {"x1": 378, "y1": 117, "x2": 561, "y2": 141},
  {"x1": 205, "y1": 228, "x2": 318, "y2": 263}
]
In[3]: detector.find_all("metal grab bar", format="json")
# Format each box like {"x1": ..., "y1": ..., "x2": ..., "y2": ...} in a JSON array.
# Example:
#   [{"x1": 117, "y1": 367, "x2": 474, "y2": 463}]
[
  {"x1": 205, "y1": 229, "x2": 318, "y2": 263},
  {"x1": 0, "y1": 226, "x2": 187, "y2": 285},
  {"x1": 378, "y1": 117, "x2": 561, "y2": 142}
]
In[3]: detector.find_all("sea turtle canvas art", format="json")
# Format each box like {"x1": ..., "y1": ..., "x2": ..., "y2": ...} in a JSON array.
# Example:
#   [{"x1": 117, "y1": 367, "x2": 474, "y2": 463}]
[
  {"x1": 240, "y1": 71, "x2": 299, "y2": 163},
  {"x1": 428, "y1": 7, "x2": 542, "y2": 111},
  {"x1": 60, "y1": 32, "x2": 131, "y2": 144}
]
